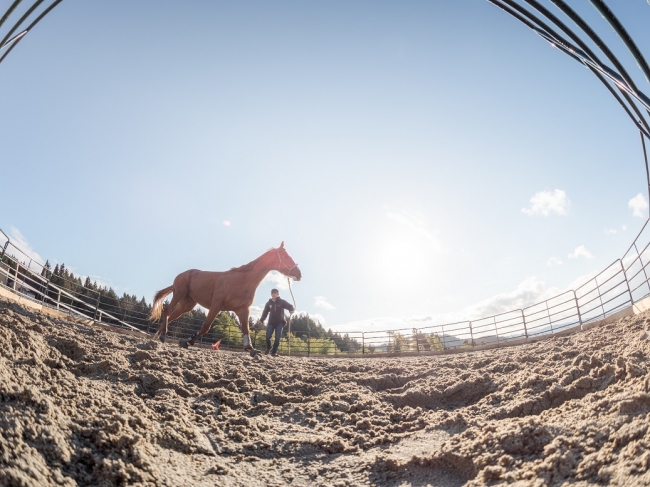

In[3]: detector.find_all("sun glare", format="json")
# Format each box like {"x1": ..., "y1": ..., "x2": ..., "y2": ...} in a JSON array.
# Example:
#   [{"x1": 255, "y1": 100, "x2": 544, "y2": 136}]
[{"x1": 370, "y1": 231, "x2": 435, "y2": 289}]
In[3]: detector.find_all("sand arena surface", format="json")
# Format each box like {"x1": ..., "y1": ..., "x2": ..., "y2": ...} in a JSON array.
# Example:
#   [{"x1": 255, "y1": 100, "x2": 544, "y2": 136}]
[{"x1": 2, "y1": 298, "x2": 650, "y2": 486}]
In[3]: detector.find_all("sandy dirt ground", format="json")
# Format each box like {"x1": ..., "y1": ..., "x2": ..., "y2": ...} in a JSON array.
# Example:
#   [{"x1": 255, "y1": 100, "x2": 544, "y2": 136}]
[{"x1": 2, "y1": 297, "x2": 650, "y2": 486}]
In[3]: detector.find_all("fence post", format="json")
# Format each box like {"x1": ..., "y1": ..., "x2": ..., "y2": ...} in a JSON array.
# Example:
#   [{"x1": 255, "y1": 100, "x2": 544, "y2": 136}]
[
  {"x1": 441, "y1": 324, "x2": 446, "y2": 350},
  {"x1": 0, "y1": 240, "x2": 8, "y2": 260},
  {"x1": 469, "y1": 322, "x2": 474, "y2": 347},
  {"x1": 633, "y1": 242, "x2": 650, "y2": 295},
  {"x1": 98, "y1": 310, "x2": 103, "y2": 322},
  {"x1": 574, "y1": 290, "x2": 583, "y2": 327},
  {"x1": 56, "y1": 289, "x2": 61, "y2": 310},
  {"x1": 42, "y1": 274, "x2": 51, "y2": 305},
  {"x1": 362, "y1": 332, "x2": 365, "y2": 355},
  {"x1": 12, "y1": 265, "x2": 19, "y2": 290},
  {"x1": 620, "y1": 259, "x2": 634, "y2": 305},
  {"x1": 520, "y1": 310, "x2": 528, "y2": 339},
  {"x1": 94, "y1": 292, "x2": 101, "y2": 321},
  {"x1": 595, "y1": 278, "x2": 605, "y2": 320},
  {"x1": 545, "y1": 301, "x2": 553, "y2": 334},
  {"x1": 493, "y1": 316, "x2": 499, "y2": 344},
  {"x1": 307, "y1": 333, "x2": 310, "y2": 357}
]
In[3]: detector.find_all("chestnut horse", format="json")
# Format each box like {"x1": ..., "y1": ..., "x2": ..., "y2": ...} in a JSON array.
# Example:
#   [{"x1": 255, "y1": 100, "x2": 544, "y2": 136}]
[{"x1": 149, "y1": 242, "x2": 301, "y2": 348}]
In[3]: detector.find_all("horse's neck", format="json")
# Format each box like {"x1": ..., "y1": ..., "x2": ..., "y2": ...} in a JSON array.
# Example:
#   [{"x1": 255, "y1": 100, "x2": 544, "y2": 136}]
[{"x1": 251, "y1": 251, "x2": 277, "y2": 281}]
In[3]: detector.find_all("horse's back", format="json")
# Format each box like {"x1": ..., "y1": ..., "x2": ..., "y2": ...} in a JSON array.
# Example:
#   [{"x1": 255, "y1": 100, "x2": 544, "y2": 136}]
[
  {"x1": 172, "y1": 269, "x2": 223, "y2": 303},
  {"x1": 174, "y1": 269, "x2": 222, "y2": 285}
]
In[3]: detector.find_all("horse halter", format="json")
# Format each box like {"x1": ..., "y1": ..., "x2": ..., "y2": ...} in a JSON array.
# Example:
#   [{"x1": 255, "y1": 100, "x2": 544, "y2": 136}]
[{"x1": 277, "y1": 250, "x2": 298, "y2": 278}]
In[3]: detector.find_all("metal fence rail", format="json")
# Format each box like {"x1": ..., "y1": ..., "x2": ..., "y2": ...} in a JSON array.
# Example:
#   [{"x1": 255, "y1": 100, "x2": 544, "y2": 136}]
[{"x1": 2, "y1": 219, "x2": 650, "y2": 356}]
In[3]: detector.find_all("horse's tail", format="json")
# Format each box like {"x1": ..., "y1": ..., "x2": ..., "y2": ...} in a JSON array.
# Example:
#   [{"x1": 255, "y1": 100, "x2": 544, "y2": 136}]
[{"x1": 149, "y1": 285, "x2": 174, "y2": 322}]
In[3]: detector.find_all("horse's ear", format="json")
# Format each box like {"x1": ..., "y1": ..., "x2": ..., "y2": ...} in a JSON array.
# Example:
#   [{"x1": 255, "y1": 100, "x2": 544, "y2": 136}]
[{"x1": 279, "y1": 241, "x2": 284, "y2": 249}]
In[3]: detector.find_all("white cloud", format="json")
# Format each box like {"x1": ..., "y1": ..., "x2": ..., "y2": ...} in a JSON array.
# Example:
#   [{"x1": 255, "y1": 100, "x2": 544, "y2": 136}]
[
  {"x1": 249, "y1": 305, "x2": 264, "y2": 320},
  {"x1": 622, "y1": 225, "x2": 628, "y2": 231},
  {"x1": 7, "y1": 226, "x2": 44, "y2": 264},
  {"x1": 314, "y1": 296, "x2": 335, "y2": 310},
  {"x1": 547, "y1": 257, "x2": 563, "y2": 266},
  {"x1": 222, "y1": 220, "x2": 231, "y2": 226},
  {"x1": 404, "y1": 315, "x2": 432, "y2": 323},
  {"x1": 629, "y1": 193, "x2": 649, "y2": 218},
  {"x1": 262, "y1": 270, "x2": 290, "y2": 290},
  {"x1": 568, "y1": 245, "x2": 594, "y2": 259},
  {"x1": 460, "y1": 277, "x2": 559, "y2": 320},
  {"x1": 605, "y1": 228, "x2": 617, "y2": 235},
  {"x1": 521, "y1": 189, "x2": 570, "y2": 216}
]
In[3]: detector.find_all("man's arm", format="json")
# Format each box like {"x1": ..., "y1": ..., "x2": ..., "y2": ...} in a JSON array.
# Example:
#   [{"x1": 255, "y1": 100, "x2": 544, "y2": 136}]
[
  {"x1": 282, "y1": 298, "x2": 295, "y2": 314},
  {"x1": 259, "y1": 303, "x2": 270, "y2": 323}
]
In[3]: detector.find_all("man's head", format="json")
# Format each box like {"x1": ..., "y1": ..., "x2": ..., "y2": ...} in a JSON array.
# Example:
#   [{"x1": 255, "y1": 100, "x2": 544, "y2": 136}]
[{"x1": 271, "y1": 289, "x2": 279, "y2": 299}]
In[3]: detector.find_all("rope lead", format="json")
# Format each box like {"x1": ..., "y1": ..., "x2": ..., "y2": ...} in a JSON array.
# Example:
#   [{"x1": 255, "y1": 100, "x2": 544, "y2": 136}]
[{"x1": 287, "y1": 276, "x2": 297, "y2": 356}]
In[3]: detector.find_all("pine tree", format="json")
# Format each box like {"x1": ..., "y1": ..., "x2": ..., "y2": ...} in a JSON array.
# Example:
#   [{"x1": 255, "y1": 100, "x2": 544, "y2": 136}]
[{"x1": 41, "y1": 260, "x2": 52, "y2": 278}]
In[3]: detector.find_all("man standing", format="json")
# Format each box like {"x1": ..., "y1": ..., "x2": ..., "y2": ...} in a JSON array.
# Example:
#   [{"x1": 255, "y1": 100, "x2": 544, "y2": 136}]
[{"x1": 258, "y1": 288, "x2": 294, "y2": 356}]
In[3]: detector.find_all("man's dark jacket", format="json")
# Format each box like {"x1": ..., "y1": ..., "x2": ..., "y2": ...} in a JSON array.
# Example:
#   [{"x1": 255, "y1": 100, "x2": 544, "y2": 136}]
[{"x1": 260, "y1": 298, "x2": 294, "y2": 326}]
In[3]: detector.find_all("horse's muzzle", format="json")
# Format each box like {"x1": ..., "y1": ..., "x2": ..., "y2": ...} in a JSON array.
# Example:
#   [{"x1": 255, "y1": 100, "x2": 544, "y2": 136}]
[{"x1": 291, "y1": 267, "x2": 302, "y2": 281}]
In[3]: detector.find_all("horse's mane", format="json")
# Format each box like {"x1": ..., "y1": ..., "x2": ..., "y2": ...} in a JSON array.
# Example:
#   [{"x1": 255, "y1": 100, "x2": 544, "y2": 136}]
[{"x1": 228, "y1": 247, "x2": 276, "y2": 273}]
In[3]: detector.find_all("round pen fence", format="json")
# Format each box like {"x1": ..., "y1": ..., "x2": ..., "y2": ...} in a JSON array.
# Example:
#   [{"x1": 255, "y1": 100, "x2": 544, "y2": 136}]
[{"x1": 2, "y1": 220, "x2": 650, "y2": 356}]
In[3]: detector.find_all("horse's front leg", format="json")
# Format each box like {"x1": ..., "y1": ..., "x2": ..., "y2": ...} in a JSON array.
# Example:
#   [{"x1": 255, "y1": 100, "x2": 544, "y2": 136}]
[{"x1": 234, "y1": 308, "x2": 253, "y2": 350}]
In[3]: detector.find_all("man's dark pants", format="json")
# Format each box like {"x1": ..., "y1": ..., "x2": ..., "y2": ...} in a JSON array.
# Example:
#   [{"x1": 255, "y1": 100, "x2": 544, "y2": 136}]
[{"x1": 266, "y1": 322, "x2": 284, "y2": 354}]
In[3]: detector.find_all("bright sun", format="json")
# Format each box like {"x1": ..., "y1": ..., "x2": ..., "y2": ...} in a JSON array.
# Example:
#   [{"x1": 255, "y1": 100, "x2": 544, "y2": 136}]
[{"x1": 371, "y1": 231, "x2": 435, "y2": 286}]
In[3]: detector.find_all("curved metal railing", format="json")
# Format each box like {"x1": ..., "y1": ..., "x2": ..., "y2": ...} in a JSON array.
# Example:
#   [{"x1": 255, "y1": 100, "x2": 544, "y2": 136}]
[{"x1": 0, "y1": 0, "x2": 64, "y2": 64}]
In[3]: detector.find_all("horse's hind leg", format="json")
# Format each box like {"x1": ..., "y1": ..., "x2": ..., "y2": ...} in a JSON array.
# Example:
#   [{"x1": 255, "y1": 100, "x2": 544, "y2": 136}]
[
  {"x1": 166, "y1": 297, "x2": 197, "y2": 323},
  {"x1": 183, "y1": 307, "x2": 219, "y2": 348},
  {"x1": 164, "y1": 297, "x2": 197, "y2": 339},
  {"x1": 156, "y1": 292, "x2": 184, "y2": 343}
]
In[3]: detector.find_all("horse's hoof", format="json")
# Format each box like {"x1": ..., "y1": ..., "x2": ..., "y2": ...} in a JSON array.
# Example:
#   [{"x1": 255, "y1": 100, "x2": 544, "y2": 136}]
[
  {"x1": 159, "y1": 334, "x2": 166, "y2": 343},
  {"x1": 180, "y1": 340, "x2": 188, "y2": 349}
]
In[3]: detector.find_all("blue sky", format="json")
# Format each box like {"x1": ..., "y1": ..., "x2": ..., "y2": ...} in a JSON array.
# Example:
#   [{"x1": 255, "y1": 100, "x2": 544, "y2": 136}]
[{"x1": 1, "y1": 0, "x2": 649, "y2": 333}]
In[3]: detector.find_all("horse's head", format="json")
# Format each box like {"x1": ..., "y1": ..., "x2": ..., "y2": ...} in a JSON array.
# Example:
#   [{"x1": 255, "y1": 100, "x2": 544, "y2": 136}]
[{"x1": 275, "y1": 241, "x2": 301, "y2": 281}]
